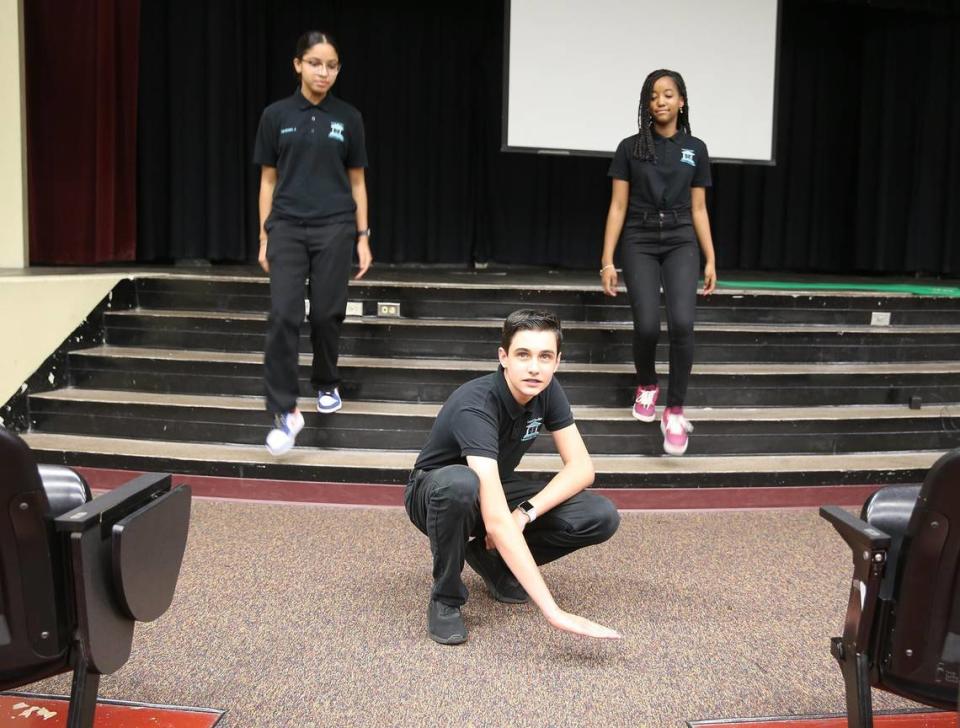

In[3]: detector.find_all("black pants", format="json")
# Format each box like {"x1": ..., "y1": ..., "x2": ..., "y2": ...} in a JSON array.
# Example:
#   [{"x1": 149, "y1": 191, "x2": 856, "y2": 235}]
[
  {"x1": 620, "y1": 223, "x2": 700, "y2": 408},
  {"x1": 405, "y1": 465, "x2": 621, "y2": 607},
  {"x1": 263, "y1": 220, "x2": 354, "y2": 414}
]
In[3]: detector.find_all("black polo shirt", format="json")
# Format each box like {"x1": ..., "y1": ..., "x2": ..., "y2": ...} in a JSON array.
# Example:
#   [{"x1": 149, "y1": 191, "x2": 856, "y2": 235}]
[
  {"x1": 413, "y1": 368, "x2": 575, "y2": 480},
  {"x1": 253, "y1": 89, "x2": 367, "y2": 226},
  {"x1": 608, "y1": 131, "x2": 711, "y2": 222}
]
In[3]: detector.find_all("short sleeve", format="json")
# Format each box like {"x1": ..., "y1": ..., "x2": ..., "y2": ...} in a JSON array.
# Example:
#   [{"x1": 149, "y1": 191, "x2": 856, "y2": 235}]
[
  {"x1": 607, "y1": 138, "x2": 631, "y2": 180},
  {"x1": 692, "y1": 140, "x2": 711, "y2": 188},
  {"x1": 543, "y1": 380, "x2": 575, "y2": 432},
  {"x1": 252, "y1": 108, "x2": 278, "y2": 167},
  {"x1": 451, "y1": 407, "x2": 500, "y2": 460},
  {"x1": 346, "y1": 112, "x2": 368, "y2": 169}
]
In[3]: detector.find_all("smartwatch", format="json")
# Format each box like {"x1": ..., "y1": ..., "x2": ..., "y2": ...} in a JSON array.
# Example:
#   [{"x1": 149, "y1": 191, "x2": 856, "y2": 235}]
[
  {"x1": 356, "y1": 228, "x2": 372, "y2": 239},
  {"x1": 517, "y1": 500, "x2": 537, "y2": 523}
]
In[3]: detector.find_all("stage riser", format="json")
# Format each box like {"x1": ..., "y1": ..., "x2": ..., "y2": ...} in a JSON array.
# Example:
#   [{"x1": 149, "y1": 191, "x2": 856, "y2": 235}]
[
  {"x1": 66, "y1": 355, "x2": 960, "y2": 407},
  {"x1": 16, "y1": 273, "x2": 958, "y2": 490},
  {"x1": 29, "y1": 401, "x2": 960, "y2": 456},
  {"x1": 25, "y1": 446, "x2": 929, "y2": 488},
  {"x1": 103, "y1": 316, "x2": 960, "y2": 364},
  {"x1": 134, "y1": 279, "x2": 960, "y2": 326}
]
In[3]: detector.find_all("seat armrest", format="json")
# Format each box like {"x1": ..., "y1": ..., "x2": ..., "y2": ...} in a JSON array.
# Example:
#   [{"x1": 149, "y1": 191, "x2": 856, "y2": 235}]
[
  {"x1": 54, "y1": 474, "x2": 172, "y2": 533},
  {"x1": 820, "y1": 505, "x2": 892, "y2": 552}
]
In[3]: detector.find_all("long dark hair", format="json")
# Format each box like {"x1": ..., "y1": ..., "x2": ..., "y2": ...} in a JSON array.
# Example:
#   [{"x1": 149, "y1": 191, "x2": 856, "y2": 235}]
[{"x1": 633, "y1": 69, "x2": 691, "y2": 162}]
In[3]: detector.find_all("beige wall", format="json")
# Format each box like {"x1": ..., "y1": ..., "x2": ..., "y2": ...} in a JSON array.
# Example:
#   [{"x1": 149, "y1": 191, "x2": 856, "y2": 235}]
[
  {"x1": 0, "y1": 275, "x2": 124, "y2": 411},
  {"x1": 0, "y1": 0, "x2": 27, "y2": 269}
]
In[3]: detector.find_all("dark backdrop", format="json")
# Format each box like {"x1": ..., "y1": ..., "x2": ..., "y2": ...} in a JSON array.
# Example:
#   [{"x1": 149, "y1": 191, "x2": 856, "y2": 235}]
[
  {"x1": 136, "y1": 0, "x2": 960, "y2": 274},
  {"x1": 25, "y1": 0, "x2": 139, "y2": 264}
]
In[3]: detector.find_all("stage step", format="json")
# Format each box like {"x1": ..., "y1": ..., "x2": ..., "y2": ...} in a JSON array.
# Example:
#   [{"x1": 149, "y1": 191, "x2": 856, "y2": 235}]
[
  {"x1": 66, "y1": 346, "x2": 960, "y2": 407},
  {"x1": 103, "y1": 310, "x2": 960, "y2": 364},
  {"x1": 133, "y1": 275, "x2": 960, "y2": 326},
  {"x1": 21, "y1": 431, "x2": 942, "y2": 487},
  {"x1": 11, "y1": 269, "x2": 959, "y2": 490},
  {"x1": 28, "y1": 389, "x2": 960, "y2": 457}
]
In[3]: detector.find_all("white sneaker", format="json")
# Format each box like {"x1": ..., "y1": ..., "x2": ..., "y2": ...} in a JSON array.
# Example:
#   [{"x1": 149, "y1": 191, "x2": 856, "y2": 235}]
[
  {"x1": 265, "y1": 410, "x2": 305, "y2": 456},
  {"x1": 316, "y1": 387, "x2": 342, "y2": 414}
]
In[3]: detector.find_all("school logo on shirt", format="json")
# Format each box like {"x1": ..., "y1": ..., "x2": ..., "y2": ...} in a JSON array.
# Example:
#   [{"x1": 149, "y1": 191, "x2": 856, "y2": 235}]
[
  {"x1": 681, "y1": 148, "x2": 696, "y2": 166},
  {"x1": 280, "y1": 127, "x2": 296, "y2": 135},
  {"x1": 328, "y1": 121, "x2": 345, "y2": 142},
  {"x1": 522, "y1": 416, "x2": 543, "y2": 442}
]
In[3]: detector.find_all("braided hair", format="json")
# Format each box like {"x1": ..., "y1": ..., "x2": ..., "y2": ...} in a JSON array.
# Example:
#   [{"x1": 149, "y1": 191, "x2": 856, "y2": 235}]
[{"x1": 633, "y1": 69, "x2": 691, "y2": 162}]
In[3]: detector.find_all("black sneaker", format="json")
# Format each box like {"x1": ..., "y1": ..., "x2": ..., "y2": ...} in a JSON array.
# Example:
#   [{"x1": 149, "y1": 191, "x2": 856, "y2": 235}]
[
  {"x1": 428, "y1": 599, "x2": 467, "y2": 645},
  {"x1": 464, "y1": 539, "x2": 529, "y2": 604}
]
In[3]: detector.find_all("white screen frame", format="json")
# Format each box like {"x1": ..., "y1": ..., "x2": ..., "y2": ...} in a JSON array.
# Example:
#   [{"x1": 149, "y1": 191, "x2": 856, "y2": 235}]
[{"x1": 502, "y1": 0, "x2": 782, "y2": 164}]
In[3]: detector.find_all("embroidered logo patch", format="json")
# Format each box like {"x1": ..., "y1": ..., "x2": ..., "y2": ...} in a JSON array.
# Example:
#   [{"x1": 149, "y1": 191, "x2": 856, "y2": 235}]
[
  {"x1": 681, "y1": 148, "x2": 696, "y2": 166},
  {"x1": 328, "y1": 121, "x2": 345, "y2": 142},
  {"x1": 280, "y1": 127, "x2": 296, "y2": 135},
  {"x1": 522, "y1": 416, "x2": 543, "y2": 442}
]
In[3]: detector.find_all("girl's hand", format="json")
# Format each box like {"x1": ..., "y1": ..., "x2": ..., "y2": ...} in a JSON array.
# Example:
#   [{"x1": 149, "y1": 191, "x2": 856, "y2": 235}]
[
  {"x1": 601, "y1": 265, "x2": 619, "y2": 297},
  {"x1": 258, "y1": 239, "x2": 269, "y2": 273},
  {"x1": 355, "y1": 239, "x2": 372, "y2": 279},
  {"x1": 702, "y1": 262, "x2": 716, "y2": 295}
]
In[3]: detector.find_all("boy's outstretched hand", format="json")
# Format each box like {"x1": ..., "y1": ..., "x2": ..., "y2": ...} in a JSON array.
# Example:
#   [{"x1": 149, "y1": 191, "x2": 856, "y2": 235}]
[{"x1": 545, "y1": 608, "x2": 622, "y2": 639}]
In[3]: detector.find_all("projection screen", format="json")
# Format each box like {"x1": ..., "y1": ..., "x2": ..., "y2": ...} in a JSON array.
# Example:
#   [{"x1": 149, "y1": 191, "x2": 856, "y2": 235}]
[{"x1": 504, "y1": 0, "x2": 781, "y2": 164}]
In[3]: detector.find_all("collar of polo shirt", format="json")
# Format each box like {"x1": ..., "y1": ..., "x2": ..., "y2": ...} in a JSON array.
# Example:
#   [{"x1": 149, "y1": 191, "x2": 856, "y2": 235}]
[{"x1": 295, "y1": 87, "x2": 332, "y2": 111}]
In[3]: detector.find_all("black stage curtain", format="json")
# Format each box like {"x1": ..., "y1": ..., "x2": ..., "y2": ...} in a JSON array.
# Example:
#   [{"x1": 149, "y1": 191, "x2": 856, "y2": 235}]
[
  {"x1": 25, "y1": 0, "x2": 139, "y2": 264},
  {"x1": 137, "y1": 0, "x2": 960, "y2": 274}
]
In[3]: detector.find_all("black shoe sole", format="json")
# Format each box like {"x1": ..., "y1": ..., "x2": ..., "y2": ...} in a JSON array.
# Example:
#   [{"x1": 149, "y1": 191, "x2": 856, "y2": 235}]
[
  {"x1": 465, "y1": 545, "x2": 529, "y2": 604},
  {"x1": 429, "y1": 629, "x2": 467, "y2": 645}
]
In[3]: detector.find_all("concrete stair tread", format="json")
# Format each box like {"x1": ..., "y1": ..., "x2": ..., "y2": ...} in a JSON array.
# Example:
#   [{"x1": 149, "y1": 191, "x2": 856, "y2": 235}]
[
  {"x1": 20, "y1": 431, "x2": 944, "y2": 474},
  {"x1": 30, "y1": 388, "x2": 960, "y2": 422},
  {"x1": 133, "y1": 270, "x2": 950, "y2": 298},
  {"x1": 70, "y1": 345, "x2": 960, "y2": 374},
  {"x1": 107, "y1": 308, "x2": 960, "y2": 335}
]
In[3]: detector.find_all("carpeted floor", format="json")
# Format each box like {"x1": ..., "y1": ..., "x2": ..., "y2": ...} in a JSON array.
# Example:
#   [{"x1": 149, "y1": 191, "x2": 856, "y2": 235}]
[{"x1": 24, "y1": 499, "x2": 918, "y2": 727}]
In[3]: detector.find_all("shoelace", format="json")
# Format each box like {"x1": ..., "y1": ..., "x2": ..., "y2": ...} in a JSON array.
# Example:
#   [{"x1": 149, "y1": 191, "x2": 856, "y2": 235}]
[
  {"x1": 636, "y1": 389, "x2": 657, "y2": 407},
  {"x1": 665, "y1": 413, "x2": 694, "y2": 434},
  {"x1": 275, "y1": 413, "x2": 294, "y2": 434}
]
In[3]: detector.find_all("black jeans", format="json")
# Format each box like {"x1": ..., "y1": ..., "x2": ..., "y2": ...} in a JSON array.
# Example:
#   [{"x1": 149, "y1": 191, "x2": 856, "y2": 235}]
[
  {"x1": 263, "y1": 220, "x2": 354, "y2": 414},
  {"x1": 404, "y1": 465, "x2": 621, "y2": 607},
  {"x1": 620, "y1": 222, "x2": 700, "y2": 408}
]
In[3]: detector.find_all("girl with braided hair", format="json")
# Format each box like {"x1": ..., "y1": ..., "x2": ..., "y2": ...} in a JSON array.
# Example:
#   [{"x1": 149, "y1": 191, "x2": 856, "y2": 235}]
[{"x1": 600, "y1": 69, "x2": 717, "y2": 456}]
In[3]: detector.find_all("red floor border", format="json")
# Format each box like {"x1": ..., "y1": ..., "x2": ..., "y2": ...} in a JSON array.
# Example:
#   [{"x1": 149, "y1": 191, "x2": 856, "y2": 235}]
[
  {"x1": 0, "y1": 692, "x2": 223, "y2": 728},
  {"x1": 69, "y1": 466, "x2": 881, "y2": 510}
]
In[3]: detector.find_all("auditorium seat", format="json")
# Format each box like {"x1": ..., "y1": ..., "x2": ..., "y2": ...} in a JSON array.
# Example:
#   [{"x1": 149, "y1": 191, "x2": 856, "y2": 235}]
[
  {"x1": 0, "y1": 427, "x2": 191, "y2": 728},
  {"x1": 821, "y1": 447, "x2": 960, "y2": 727}
]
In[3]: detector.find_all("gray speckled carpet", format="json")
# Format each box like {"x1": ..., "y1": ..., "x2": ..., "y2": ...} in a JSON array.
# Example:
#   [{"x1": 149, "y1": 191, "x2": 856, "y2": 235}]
[{"x1": 25, "y1": 499, "x2": 916, "y2": 727}]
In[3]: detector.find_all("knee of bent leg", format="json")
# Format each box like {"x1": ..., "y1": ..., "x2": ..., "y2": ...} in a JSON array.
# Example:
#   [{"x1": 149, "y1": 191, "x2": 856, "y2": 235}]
[
  {"x1": 667, "y1": 313, "x2": 695, "y2": 343},
  {"x1": 590, "y1": 497, "x2": 621, "y2": 543},
  {"x1": 632, "y1": 312, "x2": 661, "y2": 343},
  {"x1": 436, "y1": 466, "x2": 480, "y2": 509}
]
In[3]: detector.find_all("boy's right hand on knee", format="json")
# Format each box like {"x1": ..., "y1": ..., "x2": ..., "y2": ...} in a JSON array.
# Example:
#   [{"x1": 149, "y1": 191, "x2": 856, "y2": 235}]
[{"x1": 545, "y1": 608, "x2": 622, "y2": 639}]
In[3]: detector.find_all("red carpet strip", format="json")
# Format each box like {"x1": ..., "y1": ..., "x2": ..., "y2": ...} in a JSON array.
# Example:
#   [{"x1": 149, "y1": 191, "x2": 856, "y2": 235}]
[
  {"x1": 71, "y1": 466, "x2": 880, "y2": 509},
  {"x1": 0, "y1": 693, "x2": 223, "y2": 727},
  {"x1": 689, "y1": 710, "x2": 956, "y2": 727}
]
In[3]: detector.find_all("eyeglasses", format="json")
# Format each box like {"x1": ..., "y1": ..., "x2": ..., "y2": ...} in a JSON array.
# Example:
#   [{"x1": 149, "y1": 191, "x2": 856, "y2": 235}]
[{"x1": 302, "y1": 59, "x2": 341, "y2": 74}]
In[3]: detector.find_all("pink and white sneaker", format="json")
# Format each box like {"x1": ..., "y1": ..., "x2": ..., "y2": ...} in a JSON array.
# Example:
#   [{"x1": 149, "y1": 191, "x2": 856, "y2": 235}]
[
  {"x1": 661, "y1": 406, "x2": 693, "y2": 456},
  {"x1": 632, "y1": 385, "x2": 659, "y2": 422}
]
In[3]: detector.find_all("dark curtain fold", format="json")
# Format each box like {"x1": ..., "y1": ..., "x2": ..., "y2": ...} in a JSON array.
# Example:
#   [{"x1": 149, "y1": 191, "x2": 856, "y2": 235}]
[
  {"x1": 136, "y1": 0, "x2": 960, "y2": 274},
  {"x1": 25, "y1": 0, "x2": 139, "y2": 264}
]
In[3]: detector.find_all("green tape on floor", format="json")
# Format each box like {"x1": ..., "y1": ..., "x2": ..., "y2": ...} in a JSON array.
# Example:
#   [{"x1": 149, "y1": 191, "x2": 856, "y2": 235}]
[{"x1": 715, "y1": 280, "x2": 960, "y2": 297}]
